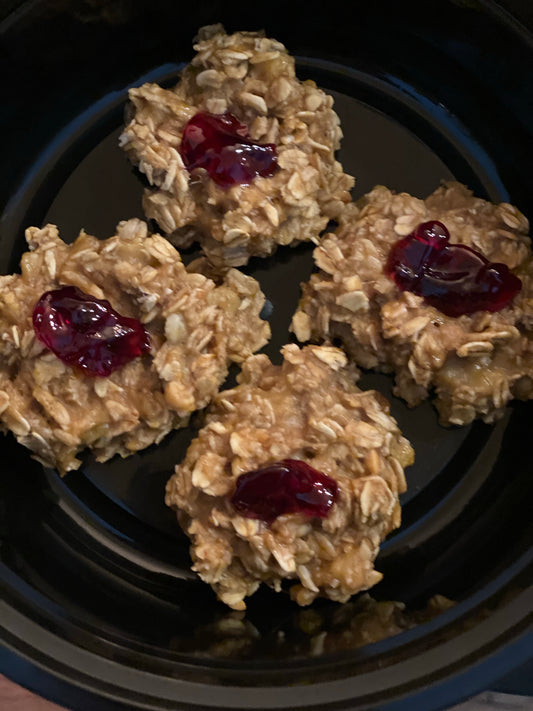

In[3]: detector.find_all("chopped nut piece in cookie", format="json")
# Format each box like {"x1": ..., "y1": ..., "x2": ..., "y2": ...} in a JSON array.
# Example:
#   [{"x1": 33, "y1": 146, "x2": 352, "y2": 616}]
[
  {"x1": 291, "y1": 182, "x2": 533, "y2": 425},
  {"x1": 0, "y1": 219, "x2": 270, "y2": 474},
  {"x1": 119, "y1": 24, "x2": 354, "y2": 267},
  {"x1": 166, "y1": 344, "x2": 413, "y2": 610}
]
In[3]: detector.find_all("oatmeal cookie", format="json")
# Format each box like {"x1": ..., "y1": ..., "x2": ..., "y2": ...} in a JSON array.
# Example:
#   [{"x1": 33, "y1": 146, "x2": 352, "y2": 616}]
[
  {"x1": 119, "y1": 24, "x2": 354, "y2": 267},
  {"x1": 291, "y1": 182, "x2": 533, "y2": 425},
  {"x1": 0, "y1": 219, "x2": 270, "y2": 474},
  {"x1": 165, "y1": 344, "x2": 413, "y2": 610}
]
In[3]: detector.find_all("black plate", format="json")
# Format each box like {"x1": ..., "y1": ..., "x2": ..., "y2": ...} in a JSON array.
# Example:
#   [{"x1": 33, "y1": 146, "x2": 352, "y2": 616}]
[{"x1": 0, "y1": 2, "x2": 532, "y2": 710}]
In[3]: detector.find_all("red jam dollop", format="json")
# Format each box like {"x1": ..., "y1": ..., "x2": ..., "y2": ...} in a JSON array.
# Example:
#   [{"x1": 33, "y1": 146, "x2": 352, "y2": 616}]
[
  {"x1": 180, "y1": 111, "x2": 278, "y2": 188},
  {"x1": 231, "y1": 459, "x2": 338, "y2": 524},
  {"x1": 32, "y1": 285, "x2": 151, "y2": 377},
  {"x1": 386, "y1": 220, "x2": 522, "y2": 317}
]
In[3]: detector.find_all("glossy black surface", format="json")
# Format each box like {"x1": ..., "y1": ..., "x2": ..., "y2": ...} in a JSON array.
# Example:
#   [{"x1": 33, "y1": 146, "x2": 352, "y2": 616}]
[{"x1": 0, "y1": 2, "x2": 532, "y2": 710}]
